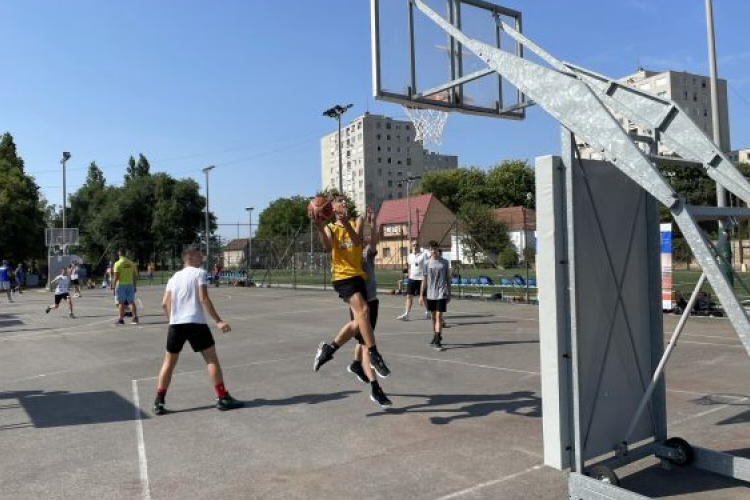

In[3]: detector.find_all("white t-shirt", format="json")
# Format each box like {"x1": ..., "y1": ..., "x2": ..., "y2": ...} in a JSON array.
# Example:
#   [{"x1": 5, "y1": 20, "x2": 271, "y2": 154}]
[
  {"x1": 408, "y1": 251, "x2": 428, "y2": 280},
  {"x1": 166, "y1": 266, "x2": 209, "y2": 325},
  {"x1": 53, "y1": 275, "x2": 71, "y2": 295},
  {"x1": 70, "y1": 265, "x2": 79, "y2": 280}
]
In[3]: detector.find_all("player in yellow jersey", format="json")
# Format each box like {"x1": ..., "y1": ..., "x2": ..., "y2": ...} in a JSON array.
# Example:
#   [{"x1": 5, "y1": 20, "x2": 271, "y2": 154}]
[
  {"x1": 112, "y1": 249, "x2": 139, "y2": 325},
  {"x1": 310, "y1": 196, "x2": 391, "y2": 379}
]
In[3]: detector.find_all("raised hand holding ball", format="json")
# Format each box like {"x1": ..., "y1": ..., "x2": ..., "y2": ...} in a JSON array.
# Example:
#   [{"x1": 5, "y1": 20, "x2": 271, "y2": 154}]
[{"x1": 307, "y1": 196, "x2": 333, "y2": 223}]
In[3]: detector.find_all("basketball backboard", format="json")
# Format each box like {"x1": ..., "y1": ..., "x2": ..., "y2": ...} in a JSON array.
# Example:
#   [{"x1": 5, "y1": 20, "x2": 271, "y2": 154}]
[{"x1": 371, "y1": 0, "x2": 526, "y2": 119}]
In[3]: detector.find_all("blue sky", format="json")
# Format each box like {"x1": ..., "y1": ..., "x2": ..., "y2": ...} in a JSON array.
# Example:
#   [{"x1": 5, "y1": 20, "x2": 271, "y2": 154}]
[{"x1": 1, "y1": 0, "x2": 749, "y2": 240}]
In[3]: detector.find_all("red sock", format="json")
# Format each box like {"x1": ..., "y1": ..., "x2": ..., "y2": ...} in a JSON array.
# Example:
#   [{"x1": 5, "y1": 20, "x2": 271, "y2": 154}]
[
  {"x1": 156, "y1": 388, "x2": 167, "y2": 401},
  {"x1": 214, "y1": 383, "x2": 228, "y2": 398}
]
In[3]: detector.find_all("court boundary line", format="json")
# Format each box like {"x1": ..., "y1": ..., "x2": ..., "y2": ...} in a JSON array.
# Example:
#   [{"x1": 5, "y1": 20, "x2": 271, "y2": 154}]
[
  {"x1": 131, "y1": 379, "x2": 152, "y2": 500},
  {"x1": 435, "y1": 464, "x2": 544, "y2": 499}
]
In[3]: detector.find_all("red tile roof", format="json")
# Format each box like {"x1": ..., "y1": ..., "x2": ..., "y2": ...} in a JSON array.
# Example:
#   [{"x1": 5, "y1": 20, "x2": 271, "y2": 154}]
[
  {"x1": 377, "y1": 194, "x2": 434, "y2": 240},
  {"x1": 493, "y1": 207, "x2": 536, "y2": 231}
]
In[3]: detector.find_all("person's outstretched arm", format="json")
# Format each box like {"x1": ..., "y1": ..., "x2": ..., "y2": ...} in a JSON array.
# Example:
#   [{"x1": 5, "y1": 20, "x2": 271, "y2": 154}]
[{"x1": 199, "y1": 284, "x2": 231, "y2": 333}]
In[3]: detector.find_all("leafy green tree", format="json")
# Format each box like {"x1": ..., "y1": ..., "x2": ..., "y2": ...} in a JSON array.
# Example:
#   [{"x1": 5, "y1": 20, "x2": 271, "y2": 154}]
[
  {"x1": 0, "y1": 132, "x2": 47, "y2": 264},
  {"x1": 485, "y1": 160, "x2": 535, "y2": 209},
  {"x1": 416, "y1": 168, "x2": 465, "y2": 213},
  {"x1": 458, "y1": 202, "x2": 511, "y2": 264},
  {"x1": 125, "y1": 155, "x2": 137, "y2": 183},
  {"x1": 255, "y1": 196, "x2": 310, "y2": 242},
  {"x1": 68, "y1": 162, "x2": 109, "y2": 262},
  {"x1": 135, "y1": 154, "x2": 151, "y2": 177},
  {"x1": 499, "y1": 246, "x2": 519, "y2": 269},
  {"x1": 672, "y1": 237, "x2": 693, "y2": 270}
]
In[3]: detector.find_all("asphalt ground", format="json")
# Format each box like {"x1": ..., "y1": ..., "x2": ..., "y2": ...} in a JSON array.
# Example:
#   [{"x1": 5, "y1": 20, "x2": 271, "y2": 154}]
[{"x1": 1, "y1": 285, "x2": 749, "y2": 499}]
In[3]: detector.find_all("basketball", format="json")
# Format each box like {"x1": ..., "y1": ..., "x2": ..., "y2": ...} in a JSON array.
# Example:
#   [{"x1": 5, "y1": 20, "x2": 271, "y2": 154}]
[{"x1": 308, "y1": 196, "x2": 333, "y2": 222}]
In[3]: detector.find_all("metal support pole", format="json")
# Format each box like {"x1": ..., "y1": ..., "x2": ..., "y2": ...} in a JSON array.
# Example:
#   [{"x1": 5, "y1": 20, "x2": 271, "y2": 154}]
[
  {"x1": 203, "y1": 165, "x2": 215, "y2": 272},
  {"x1": 61, "y1": 152, "x2": 71, "y2": 254},
  {"x1": 622, "y1": 272, "x2": 708, "y2": 446},
  {"x1": 524, "y1": 207, "x2": 529, "y2": 303},
  {"x1": 245, "y1": 207, "x2": 254, "y2": 283},
  {"x1": 337, "y1": 115, "x2": 343, "y2": 194},
  {"x1": 705, "y1": 0, "x2": 732, "y2": 285}
]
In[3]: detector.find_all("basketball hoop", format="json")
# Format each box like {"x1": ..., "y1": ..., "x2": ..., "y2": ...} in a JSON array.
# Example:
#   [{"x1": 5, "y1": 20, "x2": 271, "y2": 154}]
[{"x1": 402, "y1": 92, "x2": 451, "y2": 147}]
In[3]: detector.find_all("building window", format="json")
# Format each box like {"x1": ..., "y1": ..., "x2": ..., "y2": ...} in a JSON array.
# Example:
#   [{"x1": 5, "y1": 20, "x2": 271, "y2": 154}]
[
  {"x1": 387, "y1": 158, "x2": 392, "y2": 164},
  {"x1": 378, "y1": 157, "x2": 382, "y2": 163},
  {"x1": 386, "y1": 122, "x2": 391, "y2": 129},
  {"x1": 400, "y1": 246, "x2": 408, "y2": 257},
  {"x1": 377, "y1": 122, "x2": 381, "y2": 129},
  {"x1": 406, "y1": 125, "x2": 411, "y2": 130},
  {"x1": 388, "y1": 180, "x2": 393, "y2": 187},
  {"x1": 377, "y1": 146, "x2": 381, "y2": 151},
  {"x1": 378, "y1": 168, "x2": 382, "y2": 175},
  {"x1": 407, "y1": 158, "x2": 411, "y2": 166},
  {"x1": 387, "y1": 135, "x2": 391, "y2": 140},
  {"x1": 383, "y1": 247, "x2": 391, "y2": 257}
]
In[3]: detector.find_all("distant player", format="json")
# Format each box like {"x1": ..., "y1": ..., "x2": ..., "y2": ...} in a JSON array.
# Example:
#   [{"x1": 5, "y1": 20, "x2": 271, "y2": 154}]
[
  {"x1": 112, "y1": 250, "x2": 139, "y2": 325},
  {"x1": 147, "y1": 262, "x2": 155, "y2": 284},
  {"x1": 0, "y1": 260, "x2": 12, "y2": 302},
  {"x1": 313, "y1": 206, "x2": 392, "y2": 408},
  {"x1": 420, "y1": 240, "x2": 451, "y2": 350},
  {"x1": 152, "y1": 246, "x2": 242, "y2": 415},
  {"x1": 14, "y1": 263, "x2": 24, "y2": 294},
  {"x1": 397, "y1": 243, "x2": 429, "y2": 320},
  {"x1": 45, "y1": 267, "x2": 75, "y2": 318},
  {"x1": 70, "y1": 260, "x2": 82, "y2": 298},
  {"x1": 311, "y1": 196, "x2": 391, "y2": 379}
]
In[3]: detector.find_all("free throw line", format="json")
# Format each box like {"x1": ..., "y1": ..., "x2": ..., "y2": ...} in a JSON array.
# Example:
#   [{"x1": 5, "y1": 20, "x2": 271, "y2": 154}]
[{"x1": 131, "y1": 380, "x2": 152, "y2": 500}]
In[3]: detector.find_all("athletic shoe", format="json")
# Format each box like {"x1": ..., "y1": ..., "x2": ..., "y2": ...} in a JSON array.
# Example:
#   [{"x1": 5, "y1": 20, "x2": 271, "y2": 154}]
[
  {"x1": 74, "y1": 293, "x2": 80, "y2": 298},
  {"x1": 347, "y1": 361, "x2": 370, "y2": 384},
  {"x1": 116, "y1": 319, "x2": 124, "y2": 325},
  {"x1": 216, "y1": 393, "x2": 243, "y2": 411},
  {"x1": 424, "y1": 310, "x2": 431, "y2": 319},
  {"x1": 397, "y1": 312, "x2": 410, "y2": 321},
  {"x1": 369, "y1": 349, "x2": 391, "y2": 378},
  {"x1": 132, "y1": 317, "x2": 139, "y2": 325},
  {"x1": 434, "y1": 335, "x2": 445, "y2": 351},
  {"x1": 69, "y1": 313, "x2": 76, "y2": 319},
  {"x1": 429, "y1": 333, "x2": 438, "y2": 346},
  {"x1": 314, "y1": 342, "x2": 335, "y2": 372},
  {"x1": 153, "y1": 401, "x2": 166, "y2": 416},
  {"x1": 370, "y1": 384, "x2": 393, "y2": 409},
  {"x1": 45, "y1": 306, "x2": 51, "y2": 314}
]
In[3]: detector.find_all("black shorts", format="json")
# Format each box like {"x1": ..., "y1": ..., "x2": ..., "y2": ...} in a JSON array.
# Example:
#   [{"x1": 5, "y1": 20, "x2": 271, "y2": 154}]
[
  {"x1": 167, "y1": 323, "x2": 215, "y2": 354},
  {"x1": 54, "y1": 293, "x2": 70, "y2": 305},
  {"x1": 408, "y1": 279, "x2": 423, "y2": 296},
  {"x1": 332, "y1": 276, "x2": 367, "y2": 302},
  {"x1": 349, "y1": 299, "x2": 379, "y2": 344},
  {"x1": 71, "y1": 279, "x2": 80, "y2": 286},
  {"x1": 426, "y1": 299, "x2": 447, "y2": 313}
]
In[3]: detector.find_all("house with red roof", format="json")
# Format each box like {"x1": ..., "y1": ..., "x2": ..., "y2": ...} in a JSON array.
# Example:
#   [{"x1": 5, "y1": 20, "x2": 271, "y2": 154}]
[
  {"x1": 493, "y1": 207, "x2": 536, "y2": 259},
  {"x1": 375, "y1": 193, "x2": 457, "y2": 268}
]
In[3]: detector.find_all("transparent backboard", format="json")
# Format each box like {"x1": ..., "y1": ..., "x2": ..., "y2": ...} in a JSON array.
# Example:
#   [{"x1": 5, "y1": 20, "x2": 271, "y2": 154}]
[
  {"x1": 371, "y1": 0, "x2": 526, "y2": 119},
  {"x1": 45, "y1": 228, "x2": 80, "y2": 247}
]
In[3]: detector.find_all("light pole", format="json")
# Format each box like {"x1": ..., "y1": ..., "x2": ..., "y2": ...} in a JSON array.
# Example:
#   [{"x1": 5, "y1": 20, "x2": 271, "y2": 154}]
[
  {"x1": 398, "y1": 174, "x2": 422, "y2": 248},
  {"x1": 61, "y1": 152, "x2": 71, "y2": 253},
  {"x1": 705, "y1": 0, "x2": 732, "y2": 284},
  {"x1": 202, "y1": 165, "x2": 215, "y2": 273},
  {"x1": 245, "y1": 206, "x2": 254, "y2": 281},
  {"x1": 323, "y1": 104, "x2": 353, "y2": 195}
]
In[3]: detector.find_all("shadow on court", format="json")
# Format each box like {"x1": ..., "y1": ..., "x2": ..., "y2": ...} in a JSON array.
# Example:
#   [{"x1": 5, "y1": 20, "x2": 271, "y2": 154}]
[
  {"x1": 620, "y1": 461, "x2": 746, "y2": 498},
  {"x1": 0, "y1": 313, "x2": 24, "y2": 328},
  {"x1": 689, "y1": 393, "x2": 750, "y2": 426},
  {"x1": 443, "y1": 339, "x2": 538, "y2": 350},
  {"x1": 0, "y1": 390, "x2": 147, "y2": 429},
  {"x1": 368, "y1": 390, "x2": 541, "y2": 424},
  {"x1": 162, "y1": 391, "x2": 360, "y2": 415}
]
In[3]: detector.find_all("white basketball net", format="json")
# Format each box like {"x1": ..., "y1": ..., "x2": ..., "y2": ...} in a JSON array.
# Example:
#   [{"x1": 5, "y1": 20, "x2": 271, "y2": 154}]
[{"x1": 402, "y1": 105, "x2": 449, "y2": 147}]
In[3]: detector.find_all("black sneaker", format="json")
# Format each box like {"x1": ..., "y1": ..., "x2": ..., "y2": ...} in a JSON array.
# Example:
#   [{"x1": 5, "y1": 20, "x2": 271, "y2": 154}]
[
  {"x1": 370, "y1": 384, "x2": 393, "y2": 409},
  {"x1": 347, "y1": 361, "x2": 370, "y2": 384},
  {"x1": 434, "y1": 335, "x2": 445, "y2": 351},
  {"x1": 116, "y1": 319, "x2": 124, "y2": 325},
  {"x1": 45, "y1": 306, "x2": 51, "y2": 314},
  {"x1": 314, "y1": 342, "x2": 335, "y2": 372},
  {"x1": 153, "y1": 400, "x2": 167, "y2": 416},
  {"x1": 429, "y1": 333, "x2": 438, "y2": 346},
  {"x1": 369, "y1": 349, "x2": 391, "y2": 378},
  {"x1": 216, "y1": 393, "x2": 243, "y2": 411}
]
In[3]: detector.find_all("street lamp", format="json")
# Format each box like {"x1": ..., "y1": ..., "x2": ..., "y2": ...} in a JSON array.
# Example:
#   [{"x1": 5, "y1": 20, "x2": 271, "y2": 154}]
[
  {"x1": 397, "y1": 174, "x2": 422, "y2": 251},
  {"x1": 202, "y1": 165, "x2": 215, "y2": 273},
  {"x1": 245, "y1": 206, "x2": 254, "y2": 282},
  {"x1": 323, "y1": 104, "x2": 353, "y2": 195},
  {"x1": 61, "y1": 152, "x2": 71, "y2": 253}
]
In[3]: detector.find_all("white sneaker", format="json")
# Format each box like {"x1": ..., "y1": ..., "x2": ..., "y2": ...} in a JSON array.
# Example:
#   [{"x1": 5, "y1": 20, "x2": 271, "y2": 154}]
[
  {"x1": 397, "y1": 312, "x2": 410, "y2": 321},
  {"x1": 423, "y1": 310, "x2": 431, "y2": 319}
]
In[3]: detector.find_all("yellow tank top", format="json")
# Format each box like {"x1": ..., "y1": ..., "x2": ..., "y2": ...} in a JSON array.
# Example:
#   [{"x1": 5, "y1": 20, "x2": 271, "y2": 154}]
[{"x1": 329, "y1": 222, "x2": 367, "y2": 282}]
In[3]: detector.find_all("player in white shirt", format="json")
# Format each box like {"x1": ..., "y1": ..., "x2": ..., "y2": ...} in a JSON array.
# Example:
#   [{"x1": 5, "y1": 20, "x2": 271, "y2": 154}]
[
  {"x1": 397, "y1": 243, "x2": 430, "y2": 320},
  {"x1": 45, "y1": 267, "x2": 75, "y2": 318},
  {"x1": 69, "y1": 261, "x2": 82, "y2": 298},
  {"x1": 152, "y1": 246, "x2": 242, "y2": 415}
]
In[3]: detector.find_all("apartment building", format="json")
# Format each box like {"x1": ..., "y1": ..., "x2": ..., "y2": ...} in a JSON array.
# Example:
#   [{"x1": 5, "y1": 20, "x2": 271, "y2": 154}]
[
  {"x1": 320, "y1": 113, "x2": 458, "y2": 212},
  {"x1": 730, "y1": 147, "x2": 750, "y2": 164},
  {"x1": 578, "y1": 67, "x2": 730, "y2": 158}
]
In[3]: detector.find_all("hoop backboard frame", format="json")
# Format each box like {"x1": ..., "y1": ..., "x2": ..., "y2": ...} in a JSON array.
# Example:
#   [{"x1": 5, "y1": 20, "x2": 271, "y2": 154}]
[
  {"x1": 371, "y1": 0, "x2": 526, "y2": 119},
  {"x1": 45, "y1": 228, "x2": 80, "y2": 247}
]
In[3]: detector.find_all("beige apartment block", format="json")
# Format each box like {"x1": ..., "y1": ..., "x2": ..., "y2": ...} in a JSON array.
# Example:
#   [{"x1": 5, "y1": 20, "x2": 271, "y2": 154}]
[
  {"x1": 320, "y1": 113, "x2": 458, "y2": 213},
  {"x1": 578, "y1": 67, "x2": 730, "y2": 158}
]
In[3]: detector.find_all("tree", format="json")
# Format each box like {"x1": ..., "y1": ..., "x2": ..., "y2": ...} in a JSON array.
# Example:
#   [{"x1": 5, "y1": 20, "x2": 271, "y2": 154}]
[
  {"x1": 416, "y1": 168, "x2": 465, "y2": 213},
  {"x1": 458, "y1": 202, "x2": 512, "y2": 265},
  {"x1": 125, "y1": 155, "x2": 137, "y2": 183},
  {"x1": 68, "y1": 162, "x2": 109, "y2": 263},
  {"x1": 0, "y1": 132, "x2": 47, "y2": 264},
  {"x1": 135, "y1": 154, "x2": 151, "y2": 177},
  {"x1": 672, "y1": 237, "x2": 693, "y2": 270},
  {"x1": 485, "y1": 160, "x2": 536, "y2": 209},
  {"x1": 255, "y1": 196, "x2": 310, "y2": 243},
  {"x1": 499, "y1": 246, "x2": 519, "y2": 269}
]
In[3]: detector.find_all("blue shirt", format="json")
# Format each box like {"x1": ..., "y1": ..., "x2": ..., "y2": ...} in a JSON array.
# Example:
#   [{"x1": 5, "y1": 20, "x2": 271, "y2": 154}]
[
  {"x1": 15, "y1": 268, "x2": 23, "y2": 281},
  {"x1": 0, "y1": 265, "x2": 10, "y2": 282}
]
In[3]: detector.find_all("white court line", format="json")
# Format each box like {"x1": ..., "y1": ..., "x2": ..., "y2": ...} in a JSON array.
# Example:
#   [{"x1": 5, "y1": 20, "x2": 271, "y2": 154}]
[
  {"x1": 677, "y1": 339, "x2": 743, "y2": 348},
  {"x1": 669, "y1": 395, "x2": 750, "y2": 426},
  {"x1": 134, "y1": 355, "x2": 307, "y2": 382},
  {"x1": 384, "y1": 352, "x2": 539, "y2": 376},
  {"x1": 435, "y1": 464, "x2": 544, "y2": 500},
  {"x1": 131, "y1": 380, "x2": 152, "y2": 500}
]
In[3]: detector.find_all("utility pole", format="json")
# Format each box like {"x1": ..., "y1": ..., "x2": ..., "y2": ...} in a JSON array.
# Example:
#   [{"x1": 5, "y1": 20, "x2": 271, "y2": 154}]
[
  {"x1": 61, "y1": 152, "x2": 71, "y2": 254},
  {"x1": 203, "y1": 165, "x2": 215, "y2": 273},
  {"x1": 398, "y1": 174, "x2": 422, "y2": 247},
  {"x1": 705, "y1": 0, "x2": 733, "y2": 284},
  {"x1": 245, "y1": 206, "x2": 254, "y2": 282},
  {"x1": 323, "y1": 104, "x2": 353, "y2": 195}
]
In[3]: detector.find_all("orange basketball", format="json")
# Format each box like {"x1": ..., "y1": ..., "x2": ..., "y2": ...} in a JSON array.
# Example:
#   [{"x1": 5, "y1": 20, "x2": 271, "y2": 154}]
[{"x1": 308, "y1": 196, "x2": 333, "y2": 222}]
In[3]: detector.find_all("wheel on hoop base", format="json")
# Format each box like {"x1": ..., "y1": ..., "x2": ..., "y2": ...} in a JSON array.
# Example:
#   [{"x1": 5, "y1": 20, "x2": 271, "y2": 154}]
[
  {"x1": 587, "y1": 465, "x2": 620, "y2": 486},
  {"x1": 663, "y1": 437, "x2": 694, "y2": 466}
]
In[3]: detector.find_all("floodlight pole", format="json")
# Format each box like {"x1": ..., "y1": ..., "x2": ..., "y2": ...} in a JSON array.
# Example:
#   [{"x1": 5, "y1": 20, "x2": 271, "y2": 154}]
[
  {"x1": 61, "y1": 152, "x2": 71, "y2": 254},
  {"x1": 245, "y1": 206, "x2": 254, "y2": 281},
  {"x1": 705, "y1": 0, "x2": 732, "y2": 284},
  {"x1": 323, "y1": 104, "x2": 353, "y2": 195},
  {"x1": 399, "y1": 174, "x2": 422, "y2": 247},
  {"x1": 203, "y1": 165, "x2": 215, "y2": 273}
]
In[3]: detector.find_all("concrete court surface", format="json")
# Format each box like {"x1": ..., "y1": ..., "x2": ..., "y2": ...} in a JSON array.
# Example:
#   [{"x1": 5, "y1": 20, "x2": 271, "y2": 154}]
[{"x1": 1, "y1": 285, "x2": 749, "y2": 499}]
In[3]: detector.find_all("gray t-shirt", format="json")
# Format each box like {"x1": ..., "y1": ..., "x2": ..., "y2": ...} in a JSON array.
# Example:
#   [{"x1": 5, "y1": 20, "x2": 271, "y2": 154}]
[
  {"x1": 425, "y1": 257, "x2": 450, "y2": 300},
  {"x1": 362, "y1": 246, "x2": 377, "y2": 301}
]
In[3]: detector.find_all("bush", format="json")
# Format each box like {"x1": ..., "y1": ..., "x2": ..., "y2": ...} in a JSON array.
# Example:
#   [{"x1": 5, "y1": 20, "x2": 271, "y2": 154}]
[{"x1": 499, "y1": 247, "x2": 519, "y2": 268}]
